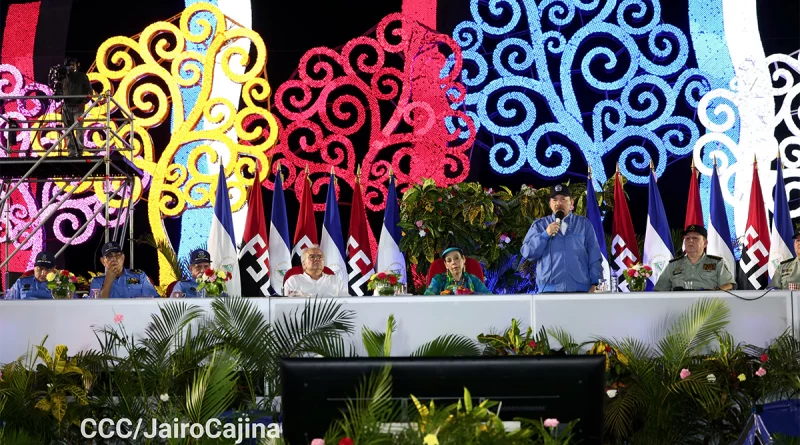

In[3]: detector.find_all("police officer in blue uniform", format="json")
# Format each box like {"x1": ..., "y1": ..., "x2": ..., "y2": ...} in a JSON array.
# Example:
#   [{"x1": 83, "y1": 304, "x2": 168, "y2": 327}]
[
  {"x1": 89, "y1": 242, "x2": 158, "y2": 298},
  {"x1": 172, "y1": 249, "x2": 213, "y2": 298},
  {"x1": 6, "y1": 252, "x2": 58, "y2": 299},
  {"x1": 521, "y1": 184, "x2": 603, "y2": 293}
]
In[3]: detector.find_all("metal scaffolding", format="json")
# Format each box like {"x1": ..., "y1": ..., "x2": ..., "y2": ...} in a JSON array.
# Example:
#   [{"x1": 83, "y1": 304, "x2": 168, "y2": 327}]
[{"x1": 0, "y1": 91, "x2": 142, "y2": 282}]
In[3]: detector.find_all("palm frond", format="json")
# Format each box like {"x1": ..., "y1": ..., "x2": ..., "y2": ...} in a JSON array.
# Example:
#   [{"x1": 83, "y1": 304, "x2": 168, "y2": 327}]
[
  {"x1": 269, "y1": 298, "x2": 356, "y2": 359},
  {"x1": 208, "y1": 296, "x2": 271, "y2": 371},
  {"x1": 547, "y1": 326, "x2": 580, "y2": 354},
  {"x1": 362, "y1": 316, "x2": 396, "y2": 357},
  {"x1": 410, "y1": 334, "x2": 481, "y2": 357},
  {"x1": 658, "y1": 298, "x2": 730, "y2": 374},
  {"x1": 184, "y1": 349, "x2": 239, "y2": 424},
  {"x1": 604, "y1": 387, "x2": 643, "y2": 440},
  {"x1": 325, "y1": 365, "x2": 398, "y2": 443}
]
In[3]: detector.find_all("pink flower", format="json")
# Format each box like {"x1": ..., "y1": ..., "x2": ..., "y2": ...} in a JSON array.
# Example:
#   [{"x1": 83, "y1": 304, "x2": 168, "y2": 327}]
[
  {"x1": 311, "y1": 440, "x2": 325, "y2": 445},
  {"x1": 543, "y1": 418, "x2": 559, "y2": 428},
  {"x1": 415, "y1": 220, "x2": 424, "y2": 228},
  {"x1": 114, "y1": 314, "x2": 124, "y2": 324},
  {"x1": 528, "y1": 340, "x2": 536, "y2": 348},
  {"x1": 680, "y1": 368, "x2": 691, "y2": 379},
  {"x1": 756, "y1": 367, "x2": 767, "y2": 377},
  {"x1": 630, "y1": 269, "x2": 638, "y2": 277}
]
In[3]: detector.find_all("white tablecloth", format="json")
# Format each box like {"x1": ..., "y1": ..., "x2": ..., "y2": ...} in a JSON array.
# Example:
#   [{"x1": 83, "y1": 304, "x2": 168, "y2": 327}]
[{"x1": 0, "y1": 291, "x2": 794, "y2": 364}]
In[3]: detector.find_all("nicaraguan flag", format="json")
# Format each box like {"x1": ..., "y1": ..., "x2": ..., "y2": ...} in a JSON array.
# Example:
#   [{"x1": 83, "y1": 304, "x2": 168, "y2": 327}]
[
  {"x1": 320, "y1": 171, "x2": 349, "y2": 290},
  {"x1": 769, "y1": 156, "x2": 794, "y2": 278},
  {"x1": 207, "y1": 165, "x2": 242, "y2": 296},
  {"x1": 376, "y1": 174, "x2": 406, "y2": 284},
  {"x1": 269, "y1": 169, "x2": 292, "y2": 295},
  {"x1": 586, "y1": 176, "x2": 610, "y2": 287},
  {"x1": 707, "y1": 163, "x2": 736, "y2": 277},
  {"x1": 643, "y1": 169, "x2": 674, "y2": 290}
]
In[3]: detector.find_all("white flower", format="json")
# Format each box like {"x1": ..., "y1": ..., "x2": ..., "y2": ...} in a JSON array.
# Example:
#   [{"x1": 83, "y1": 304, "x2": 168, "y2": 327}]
[
  {"x1": 606, "y1": 389, "x2": 617, "y2": 398},
  {"x1": 47, "y1": 383, "x2": 53, "y2": 389},
  {"x1": 160, "y1": 393, "x2": 169, "y2": 402},
  {"x1": 707, "y1": 374, "x2": 716, "y2": 383},
  {"x1": 419, "y1": 229, "x2": 426, "y2": 237}
]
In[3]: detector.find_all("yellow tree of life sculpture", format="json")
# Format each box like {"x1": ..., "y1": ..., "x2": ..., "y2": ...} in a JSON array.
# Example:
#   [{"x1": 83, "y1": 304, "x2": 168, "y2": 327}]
[{"x1": 88, "y1": 2, "x2": 278, "y2": 288}]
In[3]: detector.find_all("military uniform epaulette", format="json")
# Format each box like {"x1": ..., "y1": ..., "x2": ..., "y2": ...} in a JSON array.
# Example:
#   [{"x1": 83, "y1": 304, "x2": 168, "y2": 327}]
[
  {"x1": 781, "y1": 258, "x2": 795, "y2": 265},
  {"x1": 669, "y1": 255, "x2": 685, "y2": 263},
  {"x1": 706, "y1": 255, "x2": 723, "y2": 261},
  {"x1": 130, "y1": 269, "x2": 143, "y2": 274}
]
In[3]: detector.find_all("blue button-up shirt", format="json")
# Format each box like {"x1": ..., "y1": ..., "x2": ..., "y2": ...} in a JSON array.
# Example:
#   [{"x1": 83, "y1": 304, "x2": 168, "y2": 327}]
[
  {"x1": 521, "y1": 212, "x2": 603, "y2": 293},
  {"x1": 6, "y1": 276, "x2": 53, "y2": 299},
  {"x1": 172, "y1": 279, "x2": 200, "y2": 297},
  {"x1": 89, "y1": 269, "x2": 158, "y2": 298}
]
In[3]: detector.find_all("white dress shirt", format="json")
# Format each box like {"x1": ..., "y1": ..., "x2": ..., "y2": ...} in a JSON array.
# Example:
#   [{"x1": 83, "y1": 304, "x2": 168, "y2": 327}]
[{"x1": 283, "y1": 272, "x2": 349, "y2": 297}]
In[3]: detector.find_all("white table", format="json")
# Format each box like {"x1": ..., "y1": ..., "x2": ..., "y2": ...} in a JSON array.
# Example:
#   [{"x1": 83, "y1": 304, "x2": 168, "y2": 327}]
[{"x1": 0, "y1": 291, "x2": 794, "y2": 364}]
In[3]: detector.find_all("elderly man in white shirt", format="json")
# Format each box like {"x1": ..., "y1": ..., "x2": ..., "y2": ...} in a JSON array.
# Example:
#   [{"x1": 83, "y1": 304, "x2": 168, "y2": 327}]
[{"x1": 283, "y1": 245, "x2": 349, "y2": 297}]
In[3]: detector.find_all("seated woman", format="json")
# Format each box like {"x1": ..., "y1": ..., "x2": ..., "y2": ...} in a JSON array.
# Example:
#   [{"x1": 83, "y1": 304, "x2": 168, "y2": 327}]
[{"x1": 424, "y1": 247, "x2": 491, "y2": 295}]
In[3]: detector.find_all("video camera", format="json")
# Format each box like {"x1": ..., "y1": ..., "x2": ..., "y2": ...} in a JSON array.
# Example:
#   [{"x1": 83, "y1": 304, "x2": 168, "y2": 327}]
[{"x1": 48, "y1": 57, "x2": 80, "y2": 95}]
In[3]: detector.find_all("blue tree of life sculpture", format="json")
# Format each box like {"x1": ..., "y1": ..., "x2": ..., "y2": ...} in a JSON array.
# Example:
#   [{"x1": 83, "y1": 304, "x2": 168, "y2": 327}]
[{"x1": 449, "y1": 0, "x2": 713, "y2": 187}]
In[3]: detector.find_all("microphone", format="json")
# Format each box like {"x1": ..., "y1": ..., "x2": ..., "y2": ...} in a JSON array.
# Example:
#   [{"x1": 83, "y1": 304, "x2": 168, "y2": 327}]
[{"x1": 551, "y1": 210, "x2": 565, "y2": 237}]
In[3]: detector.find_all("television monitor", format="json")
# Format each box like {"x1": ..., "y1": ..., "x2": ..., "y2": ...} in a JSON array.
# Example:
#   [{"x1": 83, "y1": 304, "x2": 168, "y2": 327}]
[{"x1": 280, "y1": 355, "x2": 605, "y2": 445}]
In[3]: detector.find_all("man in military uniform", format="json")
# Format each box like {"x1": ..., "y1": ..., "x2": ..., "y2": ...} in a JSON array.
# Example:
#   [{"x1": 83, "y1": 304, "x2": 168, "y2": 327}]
[
  {"x1": 89, "y1": 242, "x2": 158, "y2": 298},
  {"x1": 521, "y1": 184, "x2": 603, "y2": 293},
  {"x1": 655, "y1": 225, "x2": 736, "y2": 291},
  {"x1": 768, "y1": 229, "x2": 800, "y2": 289},
  {"x1": 5, "y1": 252, "x2": 57, "y2": 299},
  {"x1": 172, "y1": 249, "x2": 214, "y2": 297}
]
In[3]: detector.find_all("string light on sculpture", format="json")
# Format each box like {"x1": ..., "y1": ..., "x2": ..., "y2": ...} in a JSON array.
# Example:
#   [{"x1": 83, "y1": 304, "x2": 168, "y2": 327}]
[{"x1": 452, "y1": 0, "x2": 711, "y2": 186}]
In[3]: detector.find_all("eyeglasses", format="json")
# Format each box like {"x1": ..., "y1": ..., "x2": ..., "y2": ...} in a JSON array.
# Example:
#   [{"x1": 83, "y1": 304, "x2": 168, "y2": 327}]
[{"x1": 104, "y1": 252, "x2": 124, "y2": 259}]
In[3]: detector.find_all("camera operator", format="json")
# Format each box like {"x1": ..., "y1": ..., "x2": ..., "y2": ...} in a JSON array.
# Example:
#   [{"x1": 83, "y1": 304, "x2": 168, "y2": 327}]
[{"x1": 61, "y1": 57, "x2": 92, "y2": 157}]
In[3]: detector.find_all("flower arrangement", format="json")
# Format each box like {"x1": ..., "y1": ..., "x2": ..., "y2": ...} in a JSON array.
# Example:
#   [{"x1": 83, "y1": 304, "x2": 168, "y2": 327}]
[
  {"x1": 439, "y1": 285, "x2": 473, "y2": 295},
  {"x1": 622, "y1": 263, "x2": 652, "y2": 291},
  {"x1": 46, "y1": 270, "x2": 78, "y2": 299},
  {"x1": 367, "y1": 271, "x2": 403, "y2": 296},
  {"x1": 196, "y1": 268, "x2": 232, "y2": 297}
]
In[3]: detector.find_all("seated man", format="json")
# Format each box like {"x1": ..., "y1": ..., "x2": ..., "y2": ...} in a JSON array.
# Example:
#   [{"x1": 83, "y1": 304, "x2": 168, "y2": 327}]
[
  {"x1": 172, "y1": 249, "x2": 219, "y2": 297},
  {"x1": 283, "y1": 245, "x2": 348, "y2": 297},
  {"x1": 6, "y1": 252, "x2": 58, "y2": 299},
  {"x1": 769, "y1": 229, "x2": 800, "y2": 289},
  {"x1": 424, "y1": 247, "x2": 490, "y2": 295},
  {"x1": 90, "y1": 242, "x2": 158, "y2": 298},
  {"x1": 654, "y1": 225, "x2": 736, "y2": 291}
]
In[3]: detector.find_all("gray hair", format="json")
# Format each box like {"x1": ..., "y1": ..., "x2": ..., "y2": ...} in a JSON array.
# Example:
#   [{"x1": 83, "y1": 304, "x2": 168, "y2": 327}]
[{"x1": 301, "y1": 244, "x2": 324, "y2": 262}]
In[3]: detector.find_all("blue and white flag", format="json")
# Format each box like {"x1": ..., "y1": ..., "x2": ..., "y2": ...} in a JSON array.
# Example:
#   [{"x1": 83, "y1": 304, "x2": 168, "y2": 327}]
[
  {"x1": 707, "y1": 163, "x2": 736, "y2": 276},
  {"x1": 320, "y1": 172, "x2": 349, "y2": 288},
  {"x1": 586, "y1": 176, "x2": 610, "y2": 288},
  {"x1": 269, "y1": 169, "x2": 292, "y2": 295},
  {"x1": 376, "y1": 174, "x2": 406, "y2": 284},
  {"x1": 643, "y1": 170, "x2": 674, "y2": 290},
  {"x1": 769, "y1": 156, "x2": 794, "y2": 277},
  {"x1": 208, "y1": 165, "x2": 242, "y2": 296}
]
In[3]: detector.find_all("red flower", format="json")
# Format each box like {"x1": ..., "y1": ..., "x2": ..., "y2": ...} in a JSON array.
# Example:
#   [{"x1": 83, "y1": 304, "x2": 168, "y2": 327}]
[
  {"x1": 70, "y1": 276, "x2": 78, "y2": 283},
  {"x1": 760, "y1": 353, "x2": 769, "y2": 362},
  {"x1": 61, "y1": 270, "x2": 70, "y2": 276},
  {"x1": 377, "y1": 272, "x2": 387, "y2": 280},
  {"x1": 455, "y1": 288, "x2": 473, "y2": 295},
  {"x1": 339, "y1": 439, "x2": 354, "y2": 445},
  {"x1": 605, "y1": 346, "x2": 612, "y2": 353},
  {"x1": 204, "y1": 269, "x2": 215, "y2": 277},
  {"x1": 528, "y1": 341, "x2": 536, "y2": 348},
  {"x1": 226, "y1": 272, "x2": 232, "y2": 280},
  {"x1": 387, "y1": 275, "x2": 398, "y2": 285}
]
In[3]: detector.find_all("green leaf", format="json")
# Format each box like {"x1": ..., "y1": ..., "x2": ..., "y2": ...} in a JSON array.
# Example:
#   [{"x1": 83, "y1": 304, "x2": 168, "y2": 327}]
[
  {"x1": 411, "y1": 334, "x2": 481, "y2": 357},
  {"x1": 184, "y1": 349, "x2": 238, "y2": 424}
]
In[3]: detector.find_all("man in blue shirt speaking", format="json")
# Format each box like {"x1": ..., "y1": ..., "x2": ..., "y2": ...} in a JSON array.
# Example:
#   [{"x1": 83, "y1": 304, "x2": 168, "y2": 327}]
[
  {"x1": 521, "y1": 184, "x2": 603, "y2": 293},
  {"x1": 6, "y1": 252, "x2": 58, "y2": 299},
  {"x1": 89, "y1": 242, "x2": 158, "y2": 298}
]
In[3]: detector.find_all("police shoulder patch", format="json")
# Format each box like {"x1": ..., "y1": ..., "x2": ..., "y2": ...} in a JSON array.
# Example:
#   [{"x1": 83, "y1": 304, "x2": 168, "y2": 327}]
[{"x1": 706, "y1": 255, "x2": 723, "y2": 261}]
